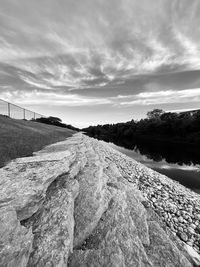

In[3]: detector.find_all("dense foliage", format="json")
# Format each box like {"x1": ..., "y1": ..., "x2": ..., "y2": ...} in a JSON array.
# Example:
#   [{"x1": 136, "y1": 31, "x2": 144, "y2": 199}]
[
  {"x1": 83, "y1": 109, "x2": 200, "y2": 145},
  {"x1": 34, "y1": 116, "x2": 79, "y2": 131}
]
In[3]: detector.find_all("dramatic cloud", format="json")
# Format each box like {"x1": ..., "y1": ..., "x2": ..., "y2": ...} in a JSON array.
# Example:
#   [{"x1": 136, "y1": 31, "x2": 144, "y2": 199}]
[{"x1": 0, "y1": 0, "x2": 200, "y2": 126}]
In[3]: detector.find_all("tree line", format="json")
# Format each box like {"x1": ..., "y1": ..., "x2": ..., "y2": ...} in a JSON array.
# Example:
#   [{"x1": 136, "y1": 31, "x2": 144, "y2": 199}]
[{"x1": 83, "y1": 109, "x2": 200, "y2": 146}]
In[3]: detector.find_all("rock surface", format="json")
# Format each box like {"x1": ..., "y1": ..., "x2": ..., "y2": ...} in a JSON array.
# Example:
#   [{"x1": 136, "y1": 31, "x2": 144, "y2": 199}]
[
  {"x1": 0, "y1": 206, "x2": 33, "y2": 267},
  {"x1": 0, "y1": 133, "x2": 199, "y2": 266}
]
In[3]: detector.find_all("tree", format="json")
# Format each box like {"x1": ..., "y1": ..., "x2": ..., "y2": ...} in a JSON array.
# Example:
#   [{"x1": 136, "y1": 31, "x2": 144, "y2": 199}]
[
  {"x1": 160, "y1": 112, "x2": 178, "y2": 121},
  {"x1": 35, "y1": 116, "x2": 62, "y2": 125},
  {"x1": 48, "y1": 116, "x2": 62, "y2": 124},
  {"x1": 147, "y1": 109, "x2": 165, "y2": 120}
]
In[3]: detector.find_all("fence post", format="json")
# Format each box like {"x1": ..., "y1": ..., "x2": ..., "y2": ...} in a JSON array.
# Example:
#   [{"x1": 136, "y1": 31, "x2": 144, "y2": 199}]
[
  {"x1": 0, "y1": 98, "x2": 45, "y2": 120},
  {"x1": 8, "y1": 103, "x2": 10, "y2": 117}
]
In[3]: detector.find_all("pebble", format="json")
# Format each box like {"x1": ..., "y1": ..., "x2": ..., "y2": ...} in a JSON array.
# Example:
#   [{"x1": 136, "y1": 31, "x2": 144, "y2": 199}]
[
  {"x1": 173, "y1": 217, "x2": 178, "y2": 223},
  {"x1": 188, "y1": 217, "x2": 193, "y2": 223},
  {"x1": 190, "y1": 223, "x2": 196, "y2": 229},
  {"x1": 179, "y1": 232, "x2": 188, "y2": 242},
  {"x1": 188, "y1": 227, "x2": 195, "y2": 234},
  {"x1": 178, "y1": 226, "x2": 183, "y2": 232},
  {"x1": 178, "y1": 216, "x2": 184, "y2": 223},
  {"x1": 107, "y1": 147, "x2": 200, "y2": 253},
  {"x1": 152, "y1": 197, "x2": 156, "y2": 203}
]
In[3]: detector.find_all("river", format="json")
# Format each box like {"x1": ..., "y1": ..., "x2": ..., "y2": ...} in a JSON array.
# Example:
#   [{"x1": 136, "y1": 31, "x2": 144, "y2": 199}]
[{"x1": 108, "y1": 141, "x2": 200, "y2": 194}]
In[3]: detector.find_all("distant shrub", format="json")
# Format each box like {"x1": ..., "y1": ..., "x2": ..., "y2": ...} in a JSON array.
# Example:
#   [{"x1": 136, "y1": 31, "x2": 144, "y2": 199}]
[{"x1": 34, "y1": 116, "x2": 79, "y2": 131}]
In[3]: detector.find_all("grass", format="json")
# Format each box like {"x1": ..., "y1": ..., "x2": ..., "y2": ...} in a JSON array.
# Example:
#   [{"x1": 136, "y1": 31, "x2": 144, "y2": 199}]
[{"x1": 0, "y1": 115, "x2": 75, "y2": 168}]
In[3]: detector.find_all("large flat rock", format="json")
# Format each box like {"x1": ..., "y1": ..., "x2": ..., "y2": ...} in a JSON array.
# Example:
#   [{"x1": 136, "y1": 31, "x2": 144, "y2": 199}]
[{"x1": 0, "y1": 151, "x2": 72, "y2": 221}]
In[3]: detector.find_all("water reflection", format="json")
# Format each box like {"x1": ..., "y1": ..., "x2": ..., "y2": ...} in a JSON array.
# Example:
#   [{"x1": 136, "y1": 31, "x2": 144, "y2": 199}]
[
  {"x1": 108, "y1": 140, "x2": 200, "y2": 194},
  {"x1": 111, "y1": 138, "x2": 200, "y2": 166}
]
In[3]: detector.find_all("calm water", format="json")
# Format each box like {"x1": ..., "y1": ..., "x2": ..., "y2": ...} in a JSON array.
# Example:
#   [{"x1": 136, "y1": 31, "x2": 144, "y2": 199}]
[{"x1": 108, "y1": 141, "x2": 200, "y2": 194}]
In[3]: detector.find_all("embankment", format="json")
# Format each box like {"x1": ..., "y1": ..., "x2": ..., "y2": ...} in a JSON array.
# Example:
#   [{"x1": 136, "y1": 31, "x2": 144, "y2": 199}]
[
  {"x1": 0, "y1": 133, "x2": 200, "y2": 266},
  {"x1": 0, "y1": 115, "x2": 75, "y2": 167}
]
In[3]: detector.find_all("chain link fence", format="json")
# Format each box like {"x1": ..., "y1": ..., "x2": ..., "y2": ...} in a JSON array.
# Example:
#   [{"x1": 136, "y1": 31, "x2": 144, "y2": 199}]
[{"x1": 0, "y1": 98, "x2": 45, "y2": 120}]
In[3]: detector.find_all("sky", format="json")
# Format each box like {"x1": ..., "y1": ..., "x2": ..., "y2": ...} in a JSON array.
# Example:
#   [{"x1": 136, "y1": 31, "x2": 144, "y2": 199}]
[{"x1": 0, "y1": 0, "x2": 200, "y2": 127}]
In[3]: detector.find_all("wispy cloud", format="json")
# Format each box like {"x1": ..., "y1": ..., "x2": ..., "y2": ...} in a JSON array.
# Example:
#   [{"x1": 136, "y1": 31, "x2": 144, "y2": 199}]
[
  {"x1": 1, "y1": 86, "x2": 200, "y2": 109},
  {"x1": 0, "y1": 90, "x2": 111, "y2": 107},
  {"x1": 0, "y1": 0, "x2": 200, "y2": 125},
  {"x1": 120, "y1": 88, "x2": 200, "y2": 106}
]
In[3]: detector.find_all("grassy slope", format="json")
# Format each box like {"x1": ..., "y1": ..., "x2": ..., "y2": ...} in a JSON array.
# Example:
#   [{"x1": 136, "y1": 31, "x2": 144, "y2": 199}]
[{"x1": 0, "y1": 116, "x2": 75, "y2": 168}]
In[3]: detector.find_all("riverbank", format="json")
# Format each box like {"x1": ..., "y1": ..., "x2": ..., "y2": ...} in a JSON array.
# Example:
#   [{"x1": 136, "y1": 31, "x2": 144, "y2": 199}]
[
  {"x1": 0, "y1": 133, "x2": 199, "y2": 266},
  {"x1": 103, "y1": 141, "x2": 200, "y2": 250},
  {"x1": 89, "y1": 134, "x2": 200, "y2": 165},
  {"x1": 108, "y1": 141, "x2": 200, "y2": 194}
]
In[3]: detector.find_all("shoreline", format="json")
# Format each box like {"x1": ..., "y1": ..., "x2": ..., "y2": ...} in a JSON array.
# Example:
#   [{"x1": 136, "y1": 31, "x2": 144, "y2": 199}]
[
  {"x1": 87, "y1": 133, "x2": 200, "y2": 147},
  {"x1": 97, "y1": 137, "x2": 200, "y2": 252}
]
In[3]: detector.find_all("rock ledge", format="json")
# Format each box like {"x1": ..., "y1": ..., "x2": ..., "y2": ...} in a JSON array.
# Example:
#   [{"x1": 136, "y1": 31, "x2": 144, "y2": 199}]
[{"x1": 0, "y1": 133, "x2": 199, "y2": 267}]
